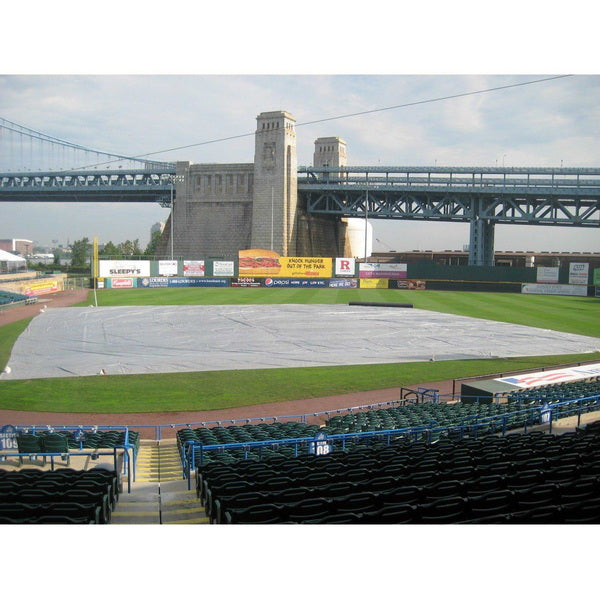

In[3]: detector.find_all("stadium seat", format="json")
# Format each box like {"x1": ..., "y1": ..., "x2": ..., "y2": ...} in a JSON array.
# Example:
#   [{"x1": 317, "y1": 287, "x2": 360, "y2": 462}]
[
  {"x1": 16, "y1": 434, "x2": 43, "y2": 465},
  {"x1": 418, "y1": 497, "x2": 470, "y2": 524},
  {"x1": 40, "y1": 433, "x2": 71, "y2": 465}
]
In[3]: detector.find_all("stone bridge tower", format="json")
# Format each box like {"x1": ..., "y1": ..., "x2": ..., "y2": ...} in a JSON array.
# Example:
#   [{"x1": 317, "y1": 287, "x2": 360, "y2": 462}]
[
  {"x1": 250, "y1": 111, "x2": 298, "y2": 255},
  {"x1": 156, "y1": 109, "x2": 351, "y2": 259}
]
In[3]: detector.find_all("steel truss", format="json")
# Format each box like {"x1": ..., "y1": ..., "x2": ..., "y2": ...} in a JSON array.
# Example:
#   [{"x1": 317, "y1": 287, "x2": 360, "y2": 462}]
[
  {"x1": 0, "y1": 168, "x2": 176, "y2": 204},
  {"x1": 298, "y1": 166, "x2": 600, "y2": 265}
]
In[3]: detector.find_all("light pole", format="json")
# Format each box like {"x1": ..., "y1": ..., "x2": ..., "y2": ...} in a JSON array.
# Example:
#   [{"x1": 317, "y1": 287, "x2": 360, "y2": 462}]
[
  {"x1": 170, "y1": 180, "x2": 174, "y2": 260},
  {"x1": 170, "y1": 174, "x2": 184, "y2": 261},
  {"x1": 364, "y1": 173, "x2": 369, "y2": 261}
]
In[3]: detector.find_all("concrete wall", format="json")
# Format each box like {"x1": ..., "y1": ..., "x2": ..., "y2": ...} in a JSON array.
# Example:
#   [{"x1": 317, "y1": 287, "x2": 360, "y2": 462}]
[{"x1": 156, "y1": 162, "x2": 254, "y2": 259}]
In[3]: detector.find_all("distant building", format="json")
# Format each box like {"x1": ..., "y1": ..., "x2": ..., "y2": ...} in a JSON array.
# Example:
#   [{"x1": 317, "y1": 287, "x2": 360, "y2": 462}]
[
  {"x1": 151, "y1": 222, "x2": 165, "y2": 235},
  {"x1": 0, "y1": 239, "x2": 34, "y2": 256}
]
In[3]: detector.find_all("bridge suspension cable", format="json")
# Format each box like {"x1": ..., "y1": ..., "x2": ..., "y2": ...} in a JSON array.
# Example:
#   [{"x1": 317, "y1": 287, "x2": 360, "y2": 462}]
[{"x1": 0, "y1": 117, "x2": 173, "y2": 173}]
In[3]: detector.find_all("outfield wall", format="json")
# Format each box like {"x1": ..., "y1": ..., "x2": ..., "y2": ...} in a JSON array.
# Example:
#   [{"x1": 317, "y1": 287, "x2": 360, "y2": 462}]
[{"x1": 96, "y1": 259, "x2": 598, "y2": 296}]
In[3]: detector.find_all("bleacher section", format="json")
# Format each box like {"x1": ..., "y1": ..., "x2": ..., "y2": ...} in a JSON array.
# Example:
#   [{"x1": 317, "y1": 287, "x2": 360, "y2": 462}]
[
  {"x1": 0, "y1": 467, "x2": 120, "y2": 524},
  {"x1": 198, "y1": 420, "x2": 600, "y2": 524},
  {"x1": 177, "y1": 378, "x2": 600, "y2": 470},
  {"x1": 0, "y1": 290, "x2": 35, "y2": 306}
]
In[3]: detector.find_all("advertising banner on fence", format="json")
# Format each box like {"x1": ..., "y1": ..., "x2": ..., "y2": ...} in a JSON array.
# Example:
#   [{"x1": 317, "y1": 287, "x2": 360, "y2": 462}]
[
  {"x1": 536, "y1": 266, "x2": 559, "y2": 284},
  {"x1": 569, "y1": 262, "x2": 589, "y2": 285},
  {"x1": 389, "y1": 279, "x2": 426, "y2": 290},
  {"x1": 99, "y1": 260, "x2": 150, "y2": 278},
  {"x1": 158, "y1": 260, "x2": 178, "y2": 276},
  {"x1": 521, "y1": 283, "x2": 588, "y2": 297},
  {"x1": 168, "y1": 277, "x2": 229, "y2": 287},
  {"x1": 359, "y1": 278, "x2": 389, "y2": 289},
  {"x1": 329, "y1": 278, "x2": 358, "y2": 288},
  {"x1": 108, "y1": 278, "x2": 136, "y2": 289},
  {"x1": 231, "y1": 277, "x2": 262, "y2": 287},
  {"x1": 139, "y1": 277, "x2": 168, "y2": 288},
  {"x1": 239, "y1": 249, "x2": 332, "y2": 278},
  {"x1": 359, "y1": 263, "x2": 407, "y2": 278},
  {"x1": 264, "y1": 278, "x2": 328, "y2": 288},
  {"x1": 213, "y1": 261, "x2": 235, "y2": 277},
  {"x1": 23, "y1": 279, "x2": 59, "y2": 296},
  {"x1": 335, "y1": 258, "x2": 356, "y2": 276},
  {"x1": 183, "y1": 260, "x2": 205, "y2": 276},
  {"x1": 495, "y1": 362, "x2": 600, "y2": 389},
  {"x1": 594, "y1": 269, "x2": 600, "y2": 286}
]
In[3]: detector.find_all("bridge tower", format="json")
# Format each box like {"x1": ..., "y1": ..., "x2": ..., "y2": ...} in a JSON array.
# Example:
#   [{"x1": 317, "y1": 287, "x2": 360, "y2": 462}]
[
  {"x1": 251, "y1": 111, "x2": 298, "y2": 255},
  {"x1": 313, "y1": 136, "x2": 347, "y2": 171}
]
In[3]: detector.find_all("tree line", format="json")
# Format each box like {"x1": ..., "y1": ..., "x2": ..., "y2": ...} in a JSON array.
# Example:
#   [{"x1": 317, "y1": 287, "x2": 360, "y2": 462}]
[{"x1": 28, "y1": 231, "x2": 162, "y2": 272}]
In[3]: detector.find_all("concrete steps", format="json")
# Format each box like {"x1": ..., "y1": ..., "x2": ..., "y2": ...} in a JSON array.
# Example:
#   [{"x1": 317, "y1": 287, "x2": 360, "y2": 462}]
[{"x1": 110, "y1": 441, "x2": 208, "y2": 525}]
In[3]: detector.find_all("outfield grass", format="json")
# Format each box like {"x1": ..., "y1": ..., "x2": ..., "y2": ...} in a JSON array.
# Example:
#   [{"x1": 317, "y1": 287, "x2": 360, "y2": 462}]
[{"x1": 0, "y1": 288, "x2": 598, "y2": 414}]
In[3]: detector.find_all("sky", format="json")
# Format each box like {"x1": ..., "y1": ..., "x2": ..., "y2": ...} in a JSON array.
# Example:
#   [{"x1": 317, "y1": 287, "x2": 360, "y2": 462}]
[{"x1": 1, "y1": 5, "x2": 599, "y2": 256}]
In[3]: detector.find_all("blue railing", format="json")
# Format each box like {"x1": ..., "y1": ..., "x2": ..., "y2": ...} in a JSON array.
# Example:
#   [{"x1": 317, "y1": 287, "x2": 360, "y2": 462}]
[
  {"x1": 1, "y1": 424, "x2": 137, "y2": 488},
  {"x1": 0, "y1": 446, "x2": 134, "y2": 493}
]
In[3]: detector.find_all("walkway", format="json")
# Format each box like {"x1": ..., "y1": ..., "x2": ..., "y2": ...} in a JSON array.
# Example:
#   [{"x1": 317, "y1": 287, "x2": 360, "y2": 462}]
[{"x1": 110, "y1": 440, "x2": 208, "y2": 524}]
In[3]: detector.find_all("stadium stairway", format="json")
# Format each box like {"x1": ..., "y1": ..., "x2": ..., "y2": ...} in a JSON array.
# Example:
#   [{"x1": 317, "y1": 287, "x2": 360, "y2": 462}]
[{"x1": 110, "y1": 440, "x2": 208, "y2": 524}]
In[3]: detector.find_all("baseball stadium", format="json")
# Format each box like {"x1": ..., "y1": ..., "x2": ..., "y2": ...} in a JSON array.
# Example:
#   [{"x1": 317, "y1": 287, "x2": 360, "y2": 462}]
[{"x1": 1, "y1": 89, "x2": 600, "y2": 596}]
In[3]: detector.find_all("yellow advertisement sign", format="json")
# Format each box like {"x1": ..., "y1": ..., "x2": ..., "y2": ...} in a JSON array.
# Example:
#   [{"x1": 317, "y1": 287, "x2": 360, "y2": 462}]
[
  {"x1": 359, "y1": 278, "x2": 389, "y2": 289},
  {"x1": 23, "y1": 280, "x2": 59, "y2": 296},
  {"x1": 239, "y1": 250, "x2": 332, "y2": 278}
]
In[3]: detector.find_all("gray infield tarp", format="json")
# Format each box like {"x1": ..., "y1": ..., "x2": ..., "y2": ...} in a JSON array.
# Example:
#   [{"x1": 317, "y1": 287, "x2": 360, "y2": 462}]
[{"x1": 2, "y1": 304, "x2": 599, "y2": 380}]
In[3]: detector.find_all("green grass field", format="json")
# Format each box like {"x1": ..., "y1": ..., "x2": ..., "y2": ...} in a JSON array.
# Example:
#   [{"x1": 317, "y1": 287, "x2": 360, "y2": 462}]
[{"x1": 0, "y1": 288, "x2": 598, "y2": 414}]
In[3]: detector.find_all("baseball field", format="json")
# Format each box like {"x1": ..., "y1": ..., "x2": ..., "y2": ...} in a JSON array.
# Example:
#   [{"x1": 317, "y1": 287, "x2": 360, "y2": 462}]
[{"x1": 0, "y1": 287, "x2": 598, "y2": 413}]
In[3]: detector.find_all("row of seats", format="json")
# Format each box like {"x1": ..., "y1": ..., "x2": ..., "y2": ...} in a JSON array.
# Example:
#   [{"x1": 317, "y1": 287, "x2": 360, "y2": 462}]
[
  {"x1": 16, "y1": 430, "x2": 140, "y2": 464},
  {"x1": 204, "y1": 420, "x2": 600, "y2": 524},
  {"x1": 506, "y1": 378, "x2": 600, "y2": 406},
  {"x1": 177, "y1": 422, "x2": 319, "y2": 465},
  {"x1": 0, "y1": 467, "x2": 119, "y2": 524},
  {"x1": 222, "y1": 484, "x2": 600, "y2": 524}
]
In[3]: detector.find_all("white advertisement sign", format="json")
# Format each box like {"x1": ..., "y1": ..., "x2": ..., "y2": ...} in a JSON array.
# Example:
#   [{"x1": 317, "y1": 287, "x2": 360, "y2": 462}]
[
  {"x1": 99, "y1": 260, "x2": 150, "y2": 278},
  {"x1": 158, "y1": 260, "x2": 178, "y2": 276},
  {"x1": 569, "y1": 263, "x2": 589, "y2": 285},
  {"x1": 335, "y1": 257, "x2": 356, "y2": 276},
  {"x1": 359, "y1": 263, "x2": 407, "y2": 278},
  {"x1": 183, "y1": 260, "x2": 205, "y2": 276},
  {"x1": 522, "y1": 283, "x2": 588, "y2": 297},
  {"x1": 496, "y1": 362, "x2": 600, "y2": 388},
  {"x1": 213, "y1": 261, "x2": 234, "y2": 276},
  {"x1": 536, "y1": 266, "x2": 559, "y2": 283}
]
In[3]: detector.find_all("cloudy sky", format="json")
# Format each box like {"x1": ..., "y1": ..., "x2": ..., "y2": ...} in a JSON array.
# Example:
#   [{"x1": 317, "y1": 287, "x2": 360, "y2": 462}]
[{"x1": 1, "y1": 5, "x2": 598, "y2": 254}]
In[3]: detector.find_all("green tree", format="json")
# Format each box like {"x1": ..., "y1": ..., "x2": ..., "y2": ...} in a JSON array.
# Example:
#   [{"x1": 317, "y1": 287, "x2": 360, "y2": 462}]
[
  {"x1": 144, "y1": 230, "x2": 162, "y2": 257},
  {"x1": 101, "y1": 241, "x2": 120, "y2": 258},
  {"x1": 118, "y1": 239, "x2": 142, "y2": 256},
  {"x1": 70, "y1": 237, "x2": 91, "y2": 267}
]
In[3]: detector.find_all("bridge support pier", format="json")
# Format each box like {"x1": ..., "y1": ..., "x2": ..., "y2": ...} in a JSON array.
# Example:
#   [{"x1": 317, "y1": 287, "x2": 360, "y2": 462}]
[{"x1": 469, "y1": 216, "x2": 495, "y2": 266}]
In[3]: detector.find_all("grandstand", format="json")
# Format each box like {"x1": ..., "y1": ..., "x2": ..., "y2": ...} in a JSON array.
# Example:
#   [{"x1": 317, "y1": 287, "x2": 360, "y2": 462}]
[{"x1": 2, "y1": 372, "x2": 599, "y2": 524}]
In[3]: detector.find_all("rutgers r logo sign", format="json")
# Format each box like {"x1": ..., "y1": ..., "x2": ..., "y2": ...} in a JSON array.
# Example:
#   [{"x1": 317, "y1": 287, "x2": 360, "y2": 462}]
[{"x1": 335, "y1": 257, "x2": 355, "y2": 276}]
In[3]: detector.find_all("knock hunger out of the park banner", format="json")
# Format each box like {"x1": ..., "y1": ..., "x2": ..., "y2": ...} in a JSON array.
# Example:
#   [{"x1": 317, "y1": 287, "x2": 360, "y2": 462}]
[{"x1": 239, "y1": 250, "x2": 333, "y2": 278}]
